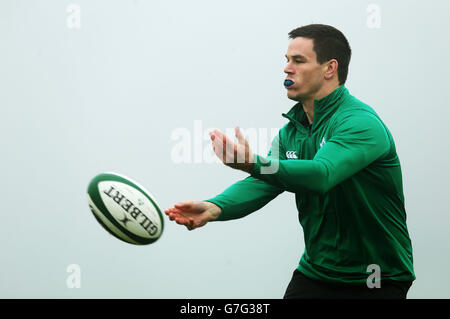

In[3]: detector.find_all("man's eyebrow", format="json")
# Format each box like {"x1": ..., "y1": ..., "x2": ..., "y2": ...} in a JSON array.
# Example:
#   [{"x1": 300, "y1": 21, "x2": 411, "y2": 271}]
[{"x1": 285, "y1": 54, "x2": 307, "y2": 60}]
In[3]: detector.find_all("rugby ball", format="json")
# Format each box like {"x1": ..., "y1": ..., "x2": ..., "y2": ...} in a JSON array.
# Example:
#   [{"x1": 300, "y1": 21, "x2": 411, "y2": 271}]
[{"x1": 87, "y1": 172, "x2": 164, "y2": 245}]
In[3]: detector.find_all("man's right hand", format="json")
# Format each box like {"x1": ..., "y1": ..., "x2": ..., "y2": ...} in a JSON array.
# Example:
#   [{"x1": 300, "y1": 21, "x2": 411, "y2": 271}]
[{"x1": 164, "y1": 200, "x2": 222, "y2": 231}]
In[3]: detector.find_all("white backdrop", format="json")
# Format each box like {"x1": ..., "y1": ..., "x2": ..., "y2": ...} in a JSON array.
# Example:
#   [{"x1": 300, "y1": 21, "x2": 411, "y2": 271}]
[{"x1": 1, "y1": 0, "x2": 449, "y2": 298}]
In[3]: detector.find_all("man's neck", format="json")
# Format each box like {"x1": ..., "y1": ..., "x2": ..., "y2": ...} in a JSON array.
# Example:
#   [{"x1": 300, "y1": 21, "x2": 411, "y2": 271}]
[
  {"x1": 302, "y1": 100, "x2": 314, "y2": 125},
  {"x1": 300, "y1": 83, "x2": 340, "y2": 125}
]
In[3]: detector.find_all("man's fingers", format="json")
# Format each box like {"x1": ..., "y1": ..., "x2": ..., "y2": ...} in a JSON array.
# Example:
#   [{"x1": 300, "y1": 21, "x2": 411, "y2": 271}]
[
  {"x1": 175, "y1": 200, "x2": 201, "y2": 212},
  {"x1": 165, "y1": 211, "x2": 181, "y2": 222},
  {"x1": 173, "y1": 214, "x2": 190, "y2": 225},
  {"x1": 235, "y1": 126, "x2": 245, "y2": 145},
  {"x1": 222, "y1": 133, "x2": 236, "y2": 164},
  {"x1": 210, "y1": 131, "x2": 228, "y2": 163},
  {"x1": 173, "y1": 216, "x2": 195, "y2": 230},
  {"x1": 165, "y1": 207, "x2": 184, "y2": 215},
  {"x1": 212, "y1": 129, "x2": 224, "y2": 139},
  {"x1": 165, "y1": 206, "x2": 190, "y2": 224},
  {"x1": 174, "y1": 201, "x2": 192, "y2": 210},
  {"x1": 235, "y1": 126, "x2": 251, "y2": 151},
  {"x1": 210, "y1": 128, "x2": 250, "y2": 165},
  {"x1": 165, "y1": 202, "x2": 201, "y2": 230},
  {"x1": 214, "y1": 130, "x2": 230, "y2": 162},
  {"x1": 187, "y1": 218, "x2": 194, "y2": 231}
]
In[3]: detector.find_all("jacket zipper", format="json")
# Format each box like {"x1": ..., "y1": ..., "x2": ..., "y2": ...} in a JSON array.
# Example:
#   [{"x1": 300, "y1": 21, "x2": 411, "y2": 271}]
[{"x1": 307, "y1": 124, "x2": 314, "y2": 159}]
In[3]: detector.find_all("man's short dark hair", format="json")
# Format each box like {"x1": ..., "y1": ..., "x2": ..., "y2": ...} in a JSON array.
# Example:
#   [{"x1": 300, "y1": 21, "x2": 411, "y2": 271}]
[{"x1": 288, "y1": 24, "x2": 351, "y2": 85}]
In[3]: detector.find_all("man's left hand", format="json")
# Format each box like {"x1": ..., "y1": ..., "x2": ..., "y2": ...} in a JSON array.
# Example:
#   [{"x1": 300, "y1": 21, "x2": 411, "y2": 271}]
[{"x1": 209, "y1": 126, "x2": 255, "y2": 173}]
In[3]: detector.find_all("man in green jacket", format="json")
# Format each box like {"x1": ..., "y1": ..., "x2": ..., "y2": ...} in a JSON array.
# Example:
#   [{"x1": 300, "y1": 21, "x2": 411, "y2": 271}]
[{"x1": 165, "y1": 24, "x2": 415, "y2": 299}]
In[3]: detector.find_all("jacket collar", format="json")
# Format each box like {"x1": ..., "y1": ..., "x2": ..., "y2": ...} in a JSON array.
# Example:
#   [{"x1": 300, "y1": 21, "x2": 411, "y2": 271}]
[{"x1": 282, "y1": 85, "x2": 349, "y2": 132}]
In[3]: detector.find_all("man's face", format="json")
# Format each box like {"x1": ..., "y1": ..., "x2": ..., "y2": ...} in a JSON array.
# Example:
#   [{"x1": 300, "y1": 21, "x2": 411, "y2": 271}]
[{"x1": 284, "y1": 37, "x2": 327, "y2": 101}]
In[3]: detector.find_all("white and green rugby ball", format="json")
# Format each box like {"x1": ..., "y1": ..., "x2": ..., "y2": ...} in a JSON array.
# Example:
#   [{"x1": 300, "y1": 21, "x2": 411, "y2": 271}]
[{"x1": 87, "y1": 172, "x2": 164, "y2": 245}]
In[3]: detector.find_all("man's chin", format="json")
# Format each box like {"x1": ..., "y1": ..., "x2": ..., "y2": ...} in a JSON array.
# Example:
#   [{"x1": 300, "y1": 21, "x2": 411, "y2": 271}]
[{"x1": 286, "y1": 91, "x2": 302, "y2": 102}]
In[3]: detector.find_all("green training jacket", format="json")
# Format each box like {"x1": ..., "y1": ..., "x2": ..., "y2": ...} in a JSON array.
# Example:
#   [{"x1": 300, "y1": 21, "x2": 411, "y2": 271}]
[{"x1": 206, "y1": 85, "x2": 415, "y2": 285}]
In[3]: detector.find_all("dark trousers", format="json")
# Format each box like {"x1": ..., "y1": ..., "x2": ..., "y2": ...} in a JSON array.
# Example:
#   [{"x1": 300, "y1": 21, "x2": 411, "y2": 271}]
[{"x1": 284, "y1": 270, "x2": 412, "y2": 299}]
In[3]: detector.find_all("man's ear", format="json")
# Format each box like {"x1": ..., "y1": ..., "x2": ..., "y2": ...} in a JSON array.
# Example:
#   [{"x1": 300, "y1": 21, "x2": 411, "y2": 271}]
[{"x1": 324, "y1": 59, "x2": 338, "y2": 80}]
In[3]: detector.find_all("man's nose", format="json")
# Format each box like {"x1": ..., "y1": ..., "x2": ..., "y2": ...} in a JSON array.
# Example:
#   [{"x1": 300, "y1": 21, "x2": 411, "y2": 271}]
[{"x1": 284, "y1": 63, "x2": 294, "y2": 75}]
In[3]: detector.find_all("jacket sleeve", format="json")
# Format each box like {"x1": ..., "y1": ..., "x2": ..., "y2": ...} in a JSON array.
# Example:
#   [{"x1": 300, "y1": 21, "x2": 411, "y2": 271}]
[
  {"x1": 205, "y1": 133, "x2": 286, "y2": 221},
  {"x1": 250, "y1": 111, "x2": 391, "y2": 194}
]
